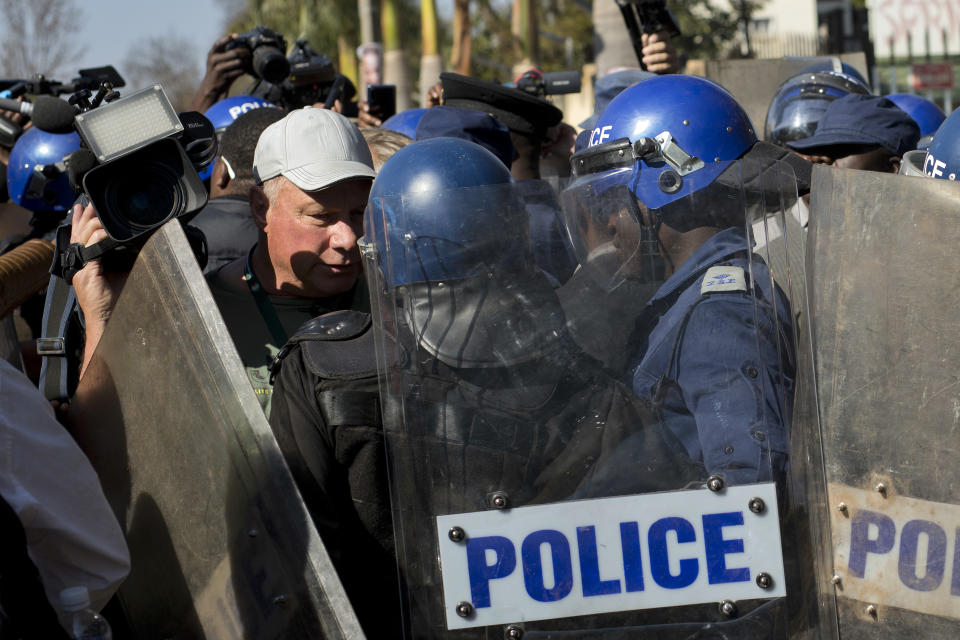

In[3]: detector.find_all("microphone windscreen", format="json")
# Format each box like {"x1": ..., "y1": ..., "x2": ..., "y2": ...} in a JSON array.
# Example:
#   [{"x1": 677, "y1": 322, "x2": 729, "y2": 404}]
[
  {"x1": 30, "y1": 96, "x2": 76, "y2": 134},
  {"x1": 66, "y1": 149, "x2": 97, "y2": 192}
]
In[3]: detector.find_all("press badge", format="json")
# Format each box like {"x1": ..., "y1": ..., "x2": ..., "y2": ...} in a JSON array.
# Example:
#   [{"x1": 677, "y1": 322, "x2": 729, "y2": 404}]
[{"x1": 435, "y1": 483, "x2": 785, "y2": 629}]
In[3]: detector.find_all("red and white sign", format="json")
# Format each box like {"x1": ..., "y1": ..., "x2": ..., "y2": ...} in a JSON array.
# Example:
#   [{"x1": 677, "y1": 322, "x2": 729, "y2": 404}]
[{"x1": 911, "y1": 62, "x2": 955, "y2": 90}]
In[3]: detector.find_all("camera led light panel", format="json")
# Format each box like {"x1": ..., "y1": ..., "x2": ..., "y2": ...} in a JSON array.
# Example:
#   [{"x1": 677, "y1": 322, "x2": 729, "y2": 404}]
[{"x1": 76, "y1": 85, "x2": 183, "y2": 162}]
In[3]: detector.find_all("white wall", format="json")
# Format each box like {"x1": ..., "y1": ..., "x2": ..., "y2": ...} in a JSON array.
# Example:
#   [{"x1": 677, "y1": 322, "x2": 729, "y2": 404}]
[
  {"x1": 709, "y1": 0, "x2": 818, "y2": 35},
  {"x1": 867, "y1": 0, "x2": 960, "y2": 58}
]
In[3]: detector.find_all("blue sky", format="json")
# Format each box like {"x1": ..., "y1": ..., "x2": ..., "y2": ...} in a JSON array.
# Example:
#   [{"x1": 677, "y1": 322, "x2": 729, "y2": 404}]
[{"x1": 74, "y1": 0, "x2": 229, "y2": 83}]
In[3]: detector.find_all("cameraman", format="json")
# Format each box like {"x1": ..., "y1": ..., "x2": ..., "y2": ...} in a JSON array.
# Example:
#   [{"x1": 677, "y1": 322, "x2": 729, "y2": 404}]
[{"x1": 189, "y1": 34, "x2": 252, "y2": 114}]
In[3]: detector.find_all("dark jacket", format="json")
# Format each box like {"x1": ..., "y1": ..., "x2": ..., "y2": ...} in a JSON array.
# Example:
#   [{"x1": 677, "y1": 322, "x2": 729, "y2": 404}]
[
  {"x1": 268, "y1": 311, "x2": 399, "y2": 637},
  {"x1": 189, "y1": 195, "x2": 258, "y2": 274}
]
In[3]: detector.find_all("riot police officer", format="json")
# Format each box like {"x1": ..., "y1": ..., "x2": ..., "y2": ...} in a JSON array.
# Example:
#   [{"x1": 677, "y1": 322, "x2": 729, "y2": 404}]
[
  {"x1": 565, "y1": 75, "x2": 807, "y2": 486},
  {"x1": 271, "y1": 136, "x2": 697, "y2": 637}
]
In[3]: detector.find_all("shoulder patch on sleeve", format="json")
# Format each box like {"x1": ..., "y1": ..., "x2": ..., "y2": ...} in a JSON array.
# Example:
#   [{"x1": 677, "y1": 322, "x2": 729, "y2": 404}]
[{"x1": 701, "y1": 265, "x2": 747, "y2": 295}]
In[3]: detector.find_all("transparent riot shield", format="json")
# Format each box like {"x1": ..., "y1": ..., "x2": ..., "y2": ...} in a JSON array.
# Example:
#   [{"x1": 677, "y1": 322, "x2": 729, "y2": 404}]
[
  {"x1": 516, "y1": 178, "x2": 577, "y2": 286},
  {"x1": 363, "y1": 160, "x2": 815, "y2": 638},
  {"x1": 793, "y1": 165, "x2": 960, "y2": 638},
  {"x1": 67, "y1": 221, "x2": 364, "y2": 639}
]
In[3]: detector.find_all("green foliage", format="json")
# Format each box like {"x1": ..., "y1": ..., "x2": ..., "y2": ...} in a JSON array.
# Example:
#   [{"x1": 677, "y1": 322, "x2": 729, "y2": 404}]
[
  {"x1": 228, "y1": 0, "x2": 358, "y2": 56},
  {"x1": 671, "y1": 0, "x2": 745, "y2": 61},
  {"x1": 227, "y1": 0, "x2": 423, "y2": 87},
  {"x1": 466, "y1": 0, "x2": 765, "y2": 82},
  {"x1": 222, "y1": 0, "x2": 765, "y2": 89}
]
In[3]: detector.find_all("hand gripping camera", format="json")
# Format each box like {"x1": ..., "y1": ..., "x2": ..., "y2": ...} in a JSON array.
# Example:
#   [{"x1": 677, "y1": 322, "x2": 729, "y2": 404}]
[
  {"x1": 224, "y1": 26, "x2": 291, "y2": 85},
  {"x1": 51, "y1": 84, "x2": 216, "y2": 278}
]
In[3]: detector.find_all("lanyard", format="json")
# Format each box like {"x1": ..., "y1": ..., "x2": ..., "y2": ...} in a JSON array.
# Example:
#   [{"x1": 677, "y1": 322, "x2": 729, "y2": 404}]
[{"x1": 243, "y1": 244, "x2": 289, "y2": 347}]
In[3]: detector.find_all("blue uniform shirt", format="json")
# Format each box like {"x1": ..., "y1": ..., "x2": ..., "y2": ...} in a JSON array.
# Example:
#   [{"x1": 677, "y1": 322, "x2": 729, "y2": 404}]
[{"x1": 629, "y1": 227, "x2": 795, "y2": 485}]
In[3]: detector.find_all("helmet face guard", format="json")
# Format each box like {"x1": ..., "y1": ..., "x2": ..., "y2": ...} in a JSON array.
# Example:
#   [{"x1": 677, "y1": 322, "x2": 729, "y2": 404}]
[
  {"x1": 764, "y1": 72, "x2": 870, "y2": 146},
  {"x1": 363, "y1": 181, "x2": 566, "y2": 369},
  {"x1": 564, "y1": 132, "x2": 747, "y2": 291}
]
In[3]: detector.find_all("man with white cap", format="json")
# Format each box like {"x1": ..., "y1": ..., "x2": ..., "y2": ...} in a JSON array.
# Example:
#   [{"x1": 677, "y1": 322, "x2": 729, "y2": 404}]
[{"x1": 206, "y1": 107, "x2": 376, "y2": 415}]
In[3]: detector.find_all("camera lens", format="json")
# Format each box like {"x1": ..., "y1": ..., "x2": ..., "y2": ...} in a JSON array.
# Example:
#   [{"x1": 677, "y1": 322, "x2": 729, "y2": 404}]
[
  {"x1": 83, "y1": 138, "x2": 208, "y2": 243},
  {"x1": 253, "y1": 46, "x2": 291, "y2": 84},
  {"x1": 97, "y1": 160, "x2": 183, "y2": 240}
]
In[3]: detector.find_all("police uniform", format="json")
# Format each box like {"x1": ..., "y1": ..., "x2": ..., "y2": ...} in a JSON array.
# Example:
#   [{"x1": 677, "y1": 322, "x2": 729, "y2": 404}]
[
  {"x1": 628, "y1": 227, "x2": 795, "y2": 486},
  {"x1": 269, "y1": 300, "x2": 705, "y2": 636},
  {"x1": 267, "y1": 310, "x2": 400, "y2": 637}
]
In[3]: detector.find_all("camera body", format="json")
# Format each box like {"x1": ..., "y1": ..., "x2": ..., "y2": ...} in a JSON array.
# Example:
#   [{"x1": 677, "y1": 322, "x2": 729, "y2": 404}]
[
  {"x1": 252, "y1": 40, "x2": 356, "y2": 110},
  {"x1": 48, "y1": 85, "x2": 215, "y2": 278},
  {"x1": 514, "y1": 69, "x2": 582, "y2": 98},
  {"x1": 225, "y1": 26, "x2": 291, "y2": 85}
]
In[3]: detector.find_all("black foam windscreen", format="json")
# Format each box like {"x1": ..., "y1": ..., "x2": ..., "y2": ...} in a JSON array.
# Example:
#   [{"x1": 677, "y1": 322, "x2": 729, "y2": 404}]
[
  {"x1": 66, "y1": 149, "x2": 97, "y2": 192},
  {"x1": 29, "y1": 96, "x2": 76, "y2": 134}
]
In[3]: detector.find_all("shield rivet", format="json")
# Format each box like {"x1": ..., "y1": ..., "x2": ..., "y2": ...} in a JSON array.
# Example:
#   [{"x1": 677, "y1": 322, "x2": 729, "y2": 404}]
[
  {"x1": 756, "y1": 572, "x2": 773, "y2": 589},
  {"x1": 449, "y1": 526, "x2": 466, "y2": 543},
  {"x1": 706, "y1": 475, "x2": 725, "y2": 492},
  {"x1": 505, "y1": 625, "x2": 523, "y2": 639},
  {"x1": 866, "y1": 604, "x2": 877, "y2": 618},
  {"x1": 748, "y1": 497, "x2": 765, "y2": 514},
  {"x1": 875, "y1": 482, "x2": 887, "y2": 496},
  {"x1": 491, "y1": 493, "x2": 509, "y2": 509},
  {"x1": 837, "y1": 502, "x2": 848, "y2": 513},
  {"x1": 272, "y1": 594, "x2": 289, "y2": 608},
  {"x1": 718, "y1": 599, "x2": 737, "y2": 617},
  {"x1": 683, "y1": 119, "x2": 690, "y2": 126},
  {"x1": 456, "y1": 601, "x2": 474, "y2": 618},
  {"x1": 726, "y1": 126, "x2": 733, "y2": 133},
  {"x1": 831, "y1": 574, "x2": 842, "y2": 586},
  {"x1": 248, "y1": 528, "x2": 259, "y2": 538}
]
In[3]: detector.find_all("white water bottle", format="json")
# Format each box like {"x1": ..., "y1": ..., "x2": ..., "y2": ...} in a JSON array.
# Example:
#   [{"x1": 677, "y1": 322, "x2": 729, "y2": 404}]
[{"x1": 59, "y1": 586, "x2": 113, "y2": 640}]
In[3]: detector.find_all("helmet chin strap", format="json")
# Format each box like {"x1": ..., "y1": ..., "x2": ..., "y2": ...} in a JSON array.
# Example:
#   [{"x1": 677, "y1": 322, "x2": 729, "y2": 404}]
[
  {"x1": 628, "y1": 166, "x2": 674, "y2": 279},
  {"x1": 651, "y1": 215, "x2": 674, "y2": 276}
]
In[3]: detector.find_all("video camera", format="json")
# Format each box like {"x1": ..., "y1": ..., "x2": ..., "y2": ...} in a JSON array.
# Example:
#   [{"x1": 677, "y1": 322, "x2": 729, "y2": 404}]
[
  {"x1": 514, "y1": 69, "x2": 582, "y2": 98},
  {"x1": 250, "y1": 39, "x2": 357, "y2": 111},
  {"x1": 0, "y1": 66, "x2": 126, "y2": 100},
  {"x1": 0, "y1": 66, "x2": 126, "y2": 148},
  {"x1": 39, "y1": 84, "x2": 216, "y2": 279},
  {"x1": 224, "y1": 26, "x2": 291, "y2": 85},
  {"x1": 616, "y1": 0, "x2": 682, "y2": 70}
]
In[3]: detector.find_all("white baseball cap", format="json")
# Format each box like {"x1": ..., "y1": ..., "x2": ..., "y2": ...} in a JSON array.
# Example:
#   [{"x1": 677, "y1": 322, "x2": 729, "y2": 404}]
[{"x1": 253, "y1": 107, "x2": 376, "y2": 191}]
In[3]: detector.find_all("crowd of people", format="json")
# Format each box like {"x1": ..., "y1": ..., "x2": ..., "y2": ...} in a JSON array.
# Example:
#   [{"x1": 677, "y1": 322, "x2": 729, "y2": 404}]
[{"x1": 0, "y1": 24, "x2": 957, "y2": 639}]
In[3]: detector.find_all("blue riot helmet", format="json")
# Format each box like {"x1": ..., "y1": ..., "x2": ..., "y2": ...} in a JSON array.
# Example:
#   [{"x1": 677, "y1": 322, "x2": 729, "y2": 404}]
[
  {"x1": 381, "y1": 107, "x2": 427, "y2": 139},
  {"x1": 922, "y1": 107, "x2": 960, "y2": 181},
  {"x1": 764, "y1": 70, "x2": 871, "y2": 146},
  {"x1": 564, "y1": 76, "x2": 756, "y2": 289},
  {"x1": 364, "y1": 136, "x2": 527, "y2": 288},
  {"x1": 799, "y1": 59, "x2": 871, "y2": 91},
  {"x1": 565, "y1": 75, "x2": 810, "y2": 289},
  {"x1": 362, "y1": 136, "x2": 561, "y2": 367},
  {"x1": 200, "y1": 95, "x2": 275, "y2": 180},
  {"x1": 6, "y1": 127, "x2": 82, "y2": 213},
  {"x1": 886, "y1": 93, "x2": 946, "y2": 150}
]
